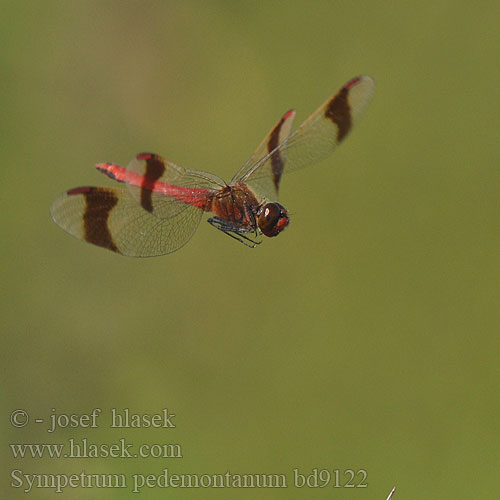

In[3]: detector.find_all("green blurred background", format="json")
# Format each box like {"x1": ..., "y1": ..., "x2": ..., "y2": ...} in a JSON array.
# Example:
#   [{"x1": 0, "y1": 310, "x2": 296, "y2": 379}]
[{"x1": 2, "y1": 1, "x2": 499, "y2": 498}]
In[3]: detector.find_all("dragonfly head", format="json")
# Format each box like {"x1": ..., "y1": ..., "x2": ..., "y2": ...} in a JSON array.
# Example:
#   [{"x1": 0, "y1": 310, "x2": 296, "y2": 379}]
[{"x1": 258, "y1": 202, "x2": 289, "y2": 237}]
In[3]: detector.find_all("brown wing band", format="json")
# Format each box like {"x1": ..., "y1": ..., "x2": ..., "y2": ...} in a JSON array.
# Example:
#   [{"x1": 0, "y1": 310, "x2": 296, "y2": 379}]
[
  {"x1": 68, "y1": 187, "x2": 119, "y2": 252},
  {"x1": 267, "y1": 116, "x2": 287, "y2": 193},
  {"x1": 140, "y1": 154, "x2": 166, "y2": 212},
  {"x1": 324, "y1": 86, "x2": 352, "y2": 143}
]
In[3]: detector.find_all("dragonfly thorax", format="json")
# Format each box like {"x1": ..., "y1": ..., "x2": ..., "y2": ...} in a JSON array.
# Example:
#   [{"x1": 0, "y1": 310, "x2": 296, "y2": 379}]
[{"x1": 257, "y1": 202, "x2": 289, "y2": 237}]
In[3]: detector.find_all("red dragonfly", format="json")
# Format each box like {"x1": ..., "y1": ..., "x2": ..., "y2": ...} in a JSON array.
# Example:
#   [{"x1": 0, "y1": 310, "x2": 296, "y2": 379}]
[{"x1": 51, "y1": 75, "x2": 374, "y2": 257}]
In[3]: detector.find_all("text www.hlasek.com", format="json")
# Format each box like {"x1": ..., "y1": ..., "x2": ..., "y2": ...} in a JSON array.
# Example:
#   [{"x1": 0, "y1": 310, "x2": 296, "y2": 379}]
[{"x1": 10, "y1": 438, "x2": 182, "y2": 459}]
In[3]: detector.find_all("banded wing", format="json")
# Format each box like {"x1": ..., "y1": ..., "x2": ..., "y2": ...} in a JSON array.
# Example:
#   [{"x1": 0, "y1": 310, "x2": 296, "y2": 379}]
[
  {"x1": 50, "y1": 186, "x2": 207, "y2": 257},
  {"x1": 51, "y1": 153, "x2": 223, "y2": 257},
  {"x1": 96, "y1": 153, "x2": 225, "y2": 219},
  {"x1": 233, "y1": 75, "x2": 375, "y2": 200},
  {"x1": 230, "y1": 109, "x2": 296, "y2": 201}
]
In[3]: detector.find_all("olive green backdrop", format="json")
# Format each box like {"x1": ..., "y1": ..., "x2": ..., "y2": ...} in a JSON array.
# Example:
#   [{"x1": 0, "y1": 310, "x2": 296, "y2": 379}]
[{"x1": 2, "y1": 1, "x2": 499, "y2": 499}]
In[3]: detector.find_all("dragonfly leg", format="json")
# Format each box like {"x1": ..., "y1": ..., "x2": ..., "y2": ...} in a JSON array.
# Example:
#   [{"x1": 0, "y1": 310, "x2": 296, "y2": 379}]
[
  {"x1": 221, "y1": 229, "x2": 261, "y2": 248},
  {"x1": 245, "y1": 201, "x2": 260, "y2": 238},
  {"x1": 207, "y1": 217, "x2": 261, "y2": 248}
]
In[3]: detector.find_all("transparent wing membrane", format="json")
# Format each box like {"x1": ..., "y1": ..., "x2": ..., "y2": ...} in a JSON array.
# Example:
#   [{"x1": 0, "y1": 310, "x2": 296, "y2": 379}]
[
  {"x1": 235, "y1": 75, "x2": 375, "y2": 200},
  {"x1": 50, "y1": 186, "x2": 204, "y2": 257}
]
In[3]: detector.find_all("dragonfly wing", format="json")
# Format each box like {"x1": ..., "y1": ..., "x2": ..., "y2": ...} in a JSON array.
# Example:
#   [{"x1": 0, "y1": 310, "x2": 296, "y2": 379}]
[
  {"x1": 240, "y1": 75, "x2": 375, "y2": 195},
  {"x1": 50, "y1": 186, "x2": 204, "y2": 257},
  {"x1": 231, "y1": 109, "x2": 296, "y2": 200},
  {"x1": 96, "y1": 153, "x2": 223, "y2": 219}
]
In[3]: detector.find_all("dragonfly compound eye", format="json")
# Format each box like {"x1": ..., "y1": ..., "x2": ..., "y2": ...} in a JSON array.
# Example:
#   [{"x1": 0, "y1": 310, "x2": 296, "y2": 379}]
[{"x1": 258, "y1": 203, "x2": 289, "y2": 237}]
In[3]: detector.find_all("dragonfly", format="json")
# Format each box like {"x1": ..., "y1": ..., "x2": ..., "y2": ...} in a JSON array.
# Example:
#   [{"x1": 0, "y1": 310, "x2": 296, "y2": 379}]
[{"x1": 51, "y1": 75, "x2": 375, "y2": 257}]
